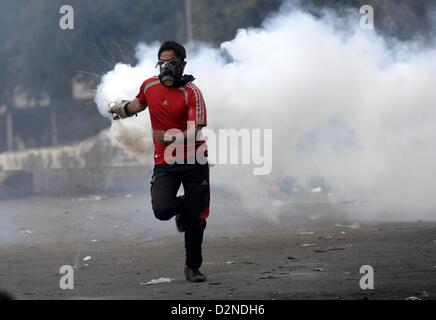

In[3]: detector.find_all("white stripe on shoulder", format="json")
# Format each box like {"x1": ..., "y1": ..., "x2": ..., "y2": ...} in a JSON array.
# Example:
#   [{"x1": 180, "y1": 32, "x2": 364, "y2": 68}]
[
  {"x1": 143, "y1": 79, "x2": 161, "y2": 95},
  {"x1": 187, "y1": 83, "x2": 205, "y2": 124},
  {"x1": 187, "y1": 83, "x2": 200, "y2": 124},
  {"x1": 178, "y1": 87, "x2": 189, "y2": 106}
]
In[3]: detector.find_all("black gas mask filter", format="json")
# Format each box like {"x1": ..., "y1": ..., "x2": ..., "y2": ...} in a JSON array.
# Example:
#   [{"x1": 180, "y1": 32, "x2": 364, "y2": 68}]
[{"x1": 157, "y1": 58, "x2": 185, "y2": 87}]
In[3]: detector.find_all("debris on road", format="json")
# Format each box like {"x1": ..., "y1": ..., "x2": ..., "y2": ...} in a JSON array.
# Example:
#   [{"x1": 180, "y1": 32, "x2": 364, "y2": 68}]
[
  {"x1": 259, "y1": 275, "x2": 279, "y2": 280},
  {"x1": 335, "y1": 223, "x2": 360, "y2": 229},
  {"x1": 77, "y1": 195, "x2": 104, "y2": 203},
  {"x1": 140, "y1": 278, "x2": 173, "y2": 285},
  {"x1": 19, "y1": 230, "x2": 34, "y2": 235},
  {"x1": 319, "y1": 236, "x2": 333, "y2": 240}
]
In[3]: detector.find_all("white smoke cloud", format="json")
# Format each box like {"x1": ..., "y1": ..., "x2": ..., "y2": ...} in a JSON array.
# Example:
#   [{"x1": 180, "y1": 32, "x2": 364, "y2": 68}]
[{"x1": 95, "y1": 6, "x2": 436, "y2": 221}]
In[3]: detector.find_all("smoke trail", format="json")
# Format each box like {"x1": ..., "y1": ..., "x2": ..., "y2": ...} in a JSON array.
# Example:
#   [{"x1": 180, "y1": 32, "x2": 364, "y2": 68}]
[{"x1": 95, "y1": 6, "x2": 436, "y2": 221}]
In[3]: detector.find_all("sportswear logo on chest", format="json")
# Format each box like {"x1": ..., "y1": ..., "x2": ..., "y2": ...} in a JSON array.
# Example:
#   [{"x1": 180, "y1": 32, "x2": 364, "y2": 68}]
[{"x1": 162, "y1": 100, "x2": 169, "y2": 107}]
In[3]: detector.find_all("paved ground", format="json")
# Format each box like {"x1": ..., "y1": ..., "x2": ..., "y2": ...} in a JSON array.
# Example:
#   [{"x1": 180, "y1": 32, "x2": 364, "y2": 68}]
[{"x1": 1, "y1": 193, "x2": 435, "y2": 300}]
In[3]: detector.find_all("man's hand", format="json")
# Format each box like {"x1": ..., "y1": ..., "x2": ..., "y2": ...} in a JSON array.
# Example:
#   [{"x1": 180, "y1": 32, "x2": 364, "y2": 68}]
[
  {"x1": 108, "y1": 100, "x2": 132, "y2": 120},
  {"x1": 153, "y1": 125, "x2": 204, "y2": 145},
  {"x1": 153, "y1": 130, "x2": 175, "y2": 145}
]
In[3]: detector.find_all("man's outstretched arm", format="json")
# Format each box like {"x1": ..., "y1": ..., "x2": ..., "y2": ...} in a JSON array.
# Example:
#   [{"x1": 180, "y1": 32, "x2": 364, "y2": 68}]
[{"x1": 108, "y1": 98, "x2": 147, "y2": 120}]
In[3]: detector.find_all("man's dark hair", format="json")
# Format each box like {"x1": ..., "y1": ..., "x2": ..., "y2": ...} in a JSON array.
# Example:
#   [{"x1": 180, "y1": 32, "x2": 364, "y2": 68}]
[{"x1": 158, "y1": 41, "x2": 187, "y2": 60}]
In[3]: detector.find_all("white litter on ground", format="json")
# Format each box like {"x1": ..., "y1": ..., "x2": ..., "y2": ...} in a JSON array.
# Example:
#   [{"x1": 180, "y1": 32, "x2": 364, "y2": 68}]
[
  {"x1": 20, "y1": 230, "x2": 34, "y2": 234},
  {"x1": 335, "y1": 223, "x2": 360, "y2": 229},
  {"x1": 140, "y1": 278, "x2": 173, "y2": 285},
  {"x1": 77, "y1": 195, "x2": 104, "y2": 203},
  {"x1": 83, "y1": 256, "x2": 91, "y2": 261}
]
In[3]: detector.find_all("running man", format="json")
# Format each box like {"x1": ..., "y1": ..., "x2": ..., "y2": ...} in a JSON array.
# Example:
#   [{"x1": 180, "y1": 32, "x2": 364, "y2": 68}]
[{"x1": 108, "y1": 41, "x2": 210, "y2": 283}]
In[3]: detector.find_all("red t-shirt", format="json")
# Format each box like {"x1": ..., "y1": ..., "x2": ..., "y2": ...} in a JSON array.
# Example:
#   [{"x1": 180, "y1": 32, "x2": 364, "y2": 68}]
[{"x1": 136, "y1": 76, "x2": 207, "y2": 165}]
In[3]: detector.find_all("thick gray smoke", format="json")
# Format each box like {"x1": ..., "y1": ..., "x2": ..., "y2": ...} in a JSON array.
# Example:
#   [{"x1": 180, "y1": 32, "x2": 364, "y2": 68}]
[{"x1": 95, "y1": 7, "x2": 436, "y2": 221}]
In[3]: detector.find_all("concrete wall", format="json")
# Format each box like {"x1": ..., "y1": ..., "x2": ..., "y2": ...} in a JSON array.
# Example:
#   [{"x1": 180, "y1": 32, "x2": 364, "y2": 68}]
[
  {"x1": 0, "y1": 166, "x2": 150, "y2": 199},
  {"x1": 0, "y1": 130, "x2": 142, "y2": 171},
  {"x1": 0, "y1": 171, "x2": 33, "y2": 199}
]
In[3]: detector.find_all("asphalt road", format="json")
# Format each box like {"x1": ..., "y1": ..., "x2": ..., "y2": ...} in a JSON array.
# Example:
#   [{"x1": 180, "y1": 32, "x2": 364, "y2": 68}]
[{"x1": 1, "y1": 193, "x2": 435, "y2": 300}]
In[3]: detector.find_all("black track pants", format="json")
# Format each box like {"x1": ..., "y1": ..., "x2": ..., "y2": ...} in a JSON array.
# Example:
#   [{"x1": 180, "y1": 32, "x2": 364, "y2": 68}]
[{"x1": 150, "y1": 163, "x2": 210, "y2": 269}]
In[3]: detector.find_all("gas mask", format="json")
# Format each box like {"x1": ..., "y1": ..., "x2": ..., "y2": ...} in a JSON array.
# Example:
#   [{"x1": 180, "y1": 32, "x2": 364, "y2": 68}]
[{"x1": 157, "y1": 58, "x2": 185, "y2": 87}]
